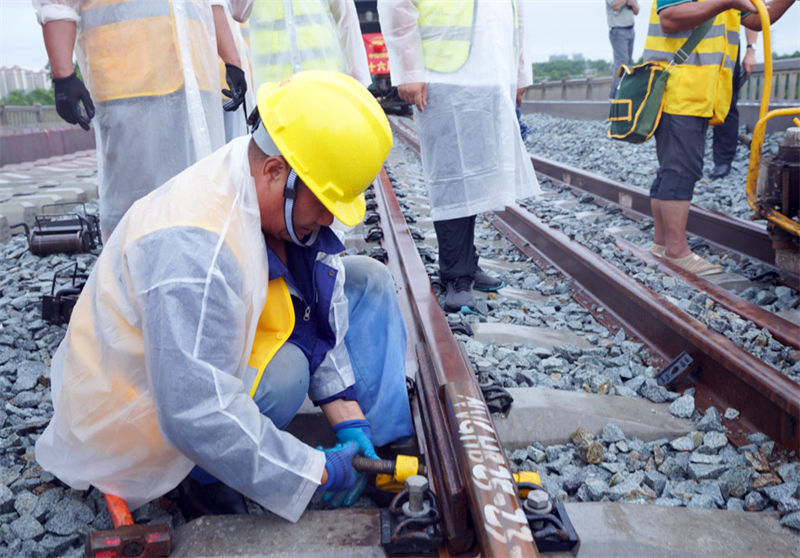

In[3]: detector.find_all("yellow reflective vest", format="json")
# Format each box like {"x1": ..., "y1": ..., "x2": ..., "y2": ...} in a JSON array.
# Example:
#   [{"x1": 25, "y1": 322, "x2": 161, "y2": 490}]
[
  {"x1": 78, "y1": 0, "x2": 217, "y2": 102},
  {"x1": 251, "y1": 0, "x2": 343, "y2": 84},
  {"x1": 417, "y1": 0, "x2": 517, "y2": 74},
  {"x1": 643, "y1": 1, "x2": 740, "y2": 124}
]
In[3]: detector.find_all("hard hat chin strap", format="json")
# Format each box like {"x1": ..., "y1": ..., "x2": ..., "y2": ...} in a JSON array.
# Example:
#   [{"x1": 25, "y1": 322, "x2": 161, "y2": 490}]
[{"x1": 283, "y1": 169, "x2": 319, "y2": 247}]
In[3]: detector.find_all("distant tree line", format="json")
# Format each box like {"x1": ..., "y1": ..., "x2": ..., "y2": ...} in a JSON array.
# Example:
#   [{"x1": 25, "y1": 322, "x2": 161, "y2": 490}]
[{"x1": 532, "y1": 51, "x2": 800, "y2": 83}]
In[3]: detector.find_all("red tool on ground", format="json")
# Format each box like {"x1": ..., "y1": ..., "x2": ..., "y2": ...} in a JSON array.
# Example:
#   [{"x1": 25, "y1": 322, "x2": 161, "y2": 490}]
[{"x1": 85, "y1": 494, "x2": 171, "y2": 557}]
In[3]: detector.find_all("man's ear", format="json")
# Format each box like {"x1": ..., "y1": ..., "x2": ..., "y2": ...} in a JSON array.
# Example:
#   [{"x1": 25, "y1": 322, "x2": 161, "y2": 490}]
[{"x1": 260, "y1": 156, "x2": 288, "y2": 185}]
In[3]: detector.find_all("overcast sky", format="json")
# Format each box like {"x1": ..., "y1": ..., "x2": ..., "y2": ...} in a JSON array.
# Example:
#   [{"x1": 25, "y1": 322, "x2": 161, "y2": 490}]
[{"x1": 2, "y1": 0, "x2": 799, "y2": 72}]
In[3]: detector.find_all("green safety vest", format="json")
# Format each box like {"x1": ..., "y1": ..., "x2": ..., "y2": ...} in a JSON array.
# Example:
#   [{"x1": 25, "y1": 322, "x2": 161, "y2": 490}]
[
  {"x1": 251, "y1": 0, "x2": 343, "y2": 84},
  {"x1": 417, "y1": 0, "x2": 517, "y2": 74}
]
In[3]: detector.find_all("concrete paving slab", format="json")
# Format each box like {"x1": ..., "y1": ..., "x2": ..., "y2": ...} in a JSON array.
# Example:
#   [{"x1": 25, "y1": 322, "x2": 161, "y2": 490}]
[
  {"x1": 472, "y1": 322, "x2": 594, "y2": 349},
  {"x1": 6, "y1": 193, "x2": 64, "y2": 214},
  {"x1": 495, "y1": 387, "x2": 694, "y2": 448},
  {"x1": 778, "y1": 308, "x2": 800, "y2": 327},
  {"x1": 0, "y1": 200, "x2": 37, "y2": 227},
  {"x1": 547, "y1": 502, "x2": 800, "y2": 558},
  {"x1": 36, "y1": 187, "x2": 89, "y2": 204},
  {"x1": 169, "y1": 502, "x2": 798, "y2": 557},
  {"x1": 171, "y1": 510, "x2": 385, "y2": 557},
  {"x1": 704, "y1": 272, "x2": 753, "y2": 291}
]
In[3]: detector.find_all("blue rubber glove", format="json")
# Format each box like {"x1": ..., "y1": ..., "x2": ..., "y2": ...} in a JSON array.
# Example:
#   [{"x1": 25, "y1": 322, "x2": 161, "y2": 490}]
[
  {"x1": 333, "y1": 419, "x2": 379, "y2": 460},
  {"x1": 318, "y1": 441, "x2": 359, "y2": 493}
]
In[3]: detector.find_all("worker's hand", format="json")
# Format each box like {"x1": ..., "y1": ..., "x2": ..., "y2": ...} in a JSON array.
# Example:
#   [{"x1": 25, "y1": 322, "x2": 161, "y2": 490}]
[
  {"x1": 318, "y1": 441, "x2": 365, "y2": 508},
  {"x1": 222, "y1": 64, "x2": 247, "y2": 112},
  {"x1": 333, "y1": 419, "x2": 379, "y2": 460},
  {"x1": 53, "y1": 73, "x2": 95, "y2": 131},
  {"x1": 743, "y1": 46, "x2": 756, "y2": 78},
  {"x1": 398, "y1": 82, "x2": 427, "y2": 112}
]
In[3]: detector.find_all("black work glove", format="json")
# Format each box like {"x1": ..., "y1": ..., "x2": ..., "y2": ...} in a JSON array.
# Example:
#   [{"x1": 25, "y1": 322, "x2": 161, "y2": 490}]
[
  {"x1": 222, "y1": 64, "x2": 247, "y2": 112},
  {"x1": 53, "y1": 73, "x2": 95, "y2": 131}
]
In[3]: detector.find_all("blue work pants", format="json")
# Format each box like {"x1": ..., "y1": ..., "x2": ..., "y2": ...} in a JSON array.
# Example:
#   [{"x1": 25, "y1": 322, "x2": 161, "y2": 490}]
[{"x1": 192, "y1": 256, "x2": 412, "y2": 483}]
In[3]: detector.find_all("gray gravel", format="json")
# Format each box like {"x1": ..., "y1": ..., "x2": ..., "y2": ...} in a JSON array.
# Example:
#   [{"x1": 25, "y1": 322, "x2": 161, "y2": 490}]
[
  {"x1": 1, "y1": 117, "x2": 798, "y2": 556},
  {"x1": 382, "y1": 121, "x2": 799, "y2": 530}
]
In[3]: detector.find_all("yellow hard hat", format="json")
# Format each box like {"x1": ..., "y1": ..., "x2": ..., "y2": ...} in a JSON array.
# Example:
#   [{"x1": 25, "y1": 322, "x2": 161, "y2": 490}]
[{"x1": 256, "y1": 71, "x2": 392, "y2": 227}]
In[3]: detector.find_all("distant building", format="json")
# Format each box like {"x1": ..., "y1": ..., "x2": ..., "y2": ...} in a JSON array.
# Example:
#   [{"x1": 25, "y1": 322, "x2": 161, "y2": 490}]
[
  {"x1": 548, "y1": 54, "x2": 568, "y2": 62},
  {"x1": 0, "y1": 67, "x2": 50, "y2": 99},
  {"x1": 571, "y1": 54, "x2": 585, "y2": 61}
]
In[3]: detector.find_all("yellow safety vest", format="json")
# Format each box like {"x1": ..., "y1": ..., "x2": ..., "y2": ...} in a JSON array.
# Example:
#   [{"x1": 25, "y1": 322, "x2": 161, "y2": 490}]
[
  {"x1": 643, "y1": 1, "x2": 739, "y2": 124},
  {"x1": 251, "y1": 0, "x2": 342, "y2": 84},
  {"x1": 416, "y1": 0, "x2": 518, "y2": 74},
  {"x1": 78, "y1": 0, "x2": 217, "y2": 102},
  {"x1": 247, "y1": 277, "x2": 295, "y2": 397}
]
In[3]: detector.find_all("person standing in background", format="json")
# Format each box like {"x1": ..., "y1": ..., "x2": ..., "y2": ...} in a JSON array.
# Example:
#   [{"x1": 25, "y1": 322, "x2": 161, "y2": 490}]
[
  {"x1": 378, "y1": 0, "x2": 539, "y2": 314},
  {"x1": 708, "y1": 27, "x2": 759, "y2": 180},
  {"x1": 607, "y1": 0, "x2": 640, "y2": 98},
  {"x1": 34, "y1": 0, "x2": 248, "y2": 239},
  {"x1": 215, "y1": 0, "x2": 256, "y2": 141},
  {"x1": 249, "y1": 0, "x2": 370, "y2": 89}
]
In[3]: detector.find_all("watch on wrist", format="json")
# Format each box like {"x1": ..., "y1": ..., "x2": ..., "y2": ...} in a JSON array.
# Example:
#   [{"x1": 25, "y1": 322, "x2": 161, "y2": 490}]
[{"x1": 746, "y1": 44, "x2": 755, "y2": 50}]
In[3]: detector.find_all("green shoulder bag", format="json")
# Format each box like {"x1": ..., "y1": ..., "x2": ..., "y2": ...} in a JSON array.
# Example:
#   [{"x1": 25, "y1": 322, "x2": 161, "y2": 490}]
[{"x1": 608, "y1": 18, "x2": 713, "y2": 144}]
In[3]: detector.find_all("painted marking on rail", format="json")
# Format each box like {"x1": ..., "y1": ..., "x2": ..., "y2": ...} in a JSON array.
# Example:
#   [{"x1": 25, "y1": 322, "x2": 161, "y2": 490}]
[
  {"x1": 618, "y1": 192, "x2": 633, "y2": 208},
  {"x1": 452, "y1": 392, "x2": 534, "y2": 550}
]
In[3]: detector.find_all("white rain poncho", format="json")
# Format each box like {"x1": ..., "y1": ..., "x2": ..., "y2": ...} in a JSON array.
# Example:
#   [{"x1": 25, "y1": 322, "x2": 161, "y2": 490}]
[
  {"x1": 34, "y1": 137, "x2": 358, "y2": 522},
  {"x1": 250, "y1": 0, "x2": 370, "y2": 88},
  {"x1": 34, "y1": 0, "x2": 226, "y2": 235},
  {"x1": 378, "y1": 0, "x2": 540, "y2": 221}
]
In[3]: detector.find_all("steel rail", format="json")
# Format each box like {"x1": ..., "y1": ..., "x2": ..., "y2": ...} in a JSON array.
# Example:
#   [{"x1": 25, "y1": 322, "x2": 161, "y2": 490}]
[
  {"x1": 490, "y1": 206, "x2": 800, "y2": 451},
  {"x1": 370, "y1": 169, "x2": 540, "y2": 557},
  {"x1": 392, "y1": 114, "x2": 781, "y2": 269},
  {"x1": 527, "y1": 155, "x2": 780, "y2": 267},
  {"x1": 613, "y1": 235, "x2": 800, "y2": 350}
]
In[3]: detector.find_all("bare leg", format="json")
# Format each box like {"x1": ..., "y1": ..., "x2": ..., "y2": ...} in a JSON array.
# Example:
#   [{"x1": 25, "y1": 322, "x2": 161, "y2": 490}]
[
  {"x1": 660, "y1": 200, "x2": 691, "y2": 259},
  {"x1": 651, "y1": 199, "x2": 665, "y2": 246}
]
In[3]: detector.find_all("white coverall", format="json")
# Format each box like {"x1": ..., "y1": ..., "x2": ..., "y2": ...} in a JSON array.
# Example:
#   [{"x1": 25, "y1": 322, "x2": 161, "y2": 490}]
[
  {"x1": 378, "y1": 0, "x2": 540, "y2": 221},
  {"x1": 34, "y1": 137, "x2": 360, "y2": 521},
  {"x1": 33, "y1": 0, "x2": 226, "y2": 235},
  {"x1": 249, "y1": 0, "x2": 371, "y2": 88}
]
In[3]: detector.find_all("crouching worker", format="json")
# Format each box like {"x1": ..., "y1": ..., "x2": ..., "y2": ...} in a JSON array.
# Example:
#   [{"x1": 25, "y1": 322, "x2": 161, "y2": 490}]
[{"x1": 34, "y1": 71, "x2": 414, "y2": 522}]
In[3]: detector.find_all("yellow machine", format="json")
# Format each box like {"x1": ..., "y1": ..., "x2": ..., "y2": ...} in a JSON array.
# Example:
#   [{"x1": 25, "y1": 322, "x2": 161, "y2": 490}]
[{"x1": 745, "y1": 0, "x2": 800, "y2": 275}]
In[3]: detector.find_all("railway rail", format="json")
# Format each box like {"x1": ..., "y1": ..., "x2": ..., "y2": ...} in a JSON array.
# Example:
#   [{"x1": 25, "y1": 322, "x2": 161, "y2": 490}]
[{"x1": 386, "y1": 115, "x2": 799, "y2": 453}]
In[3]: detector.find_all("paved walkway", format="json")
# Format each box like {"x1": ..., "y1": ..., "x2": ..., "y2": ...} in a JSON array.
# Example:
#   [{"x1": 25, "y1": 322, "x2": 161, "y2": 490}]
[{"x1": 0, "y1": 149, "x2": 98, "y2": 243}]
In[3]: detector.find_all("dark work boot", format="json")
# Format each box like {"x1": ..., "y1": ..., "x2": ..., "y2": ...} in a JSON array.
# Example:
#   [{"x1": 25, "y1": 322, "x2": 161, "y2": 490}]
[
  {"x1": 176, "y1": 477, "x2": 248, "y2": 521},
  {"x1": 444, "y1": 276, "x2": 476, "y2": 314},
  {"x1": 472, "y1": 268, "x2": 505, "y2": 292},
  {"x1": 709, "y1": 163, "x2": 731, "y2": 180}
]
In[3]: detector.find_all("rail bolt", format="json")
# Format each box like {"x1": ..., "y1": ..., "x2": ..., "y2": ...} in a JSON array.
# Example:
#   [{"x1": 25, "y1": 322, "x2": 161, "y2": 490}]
[
  {"x1": 524, "y1": 488, "x2": 553, "y2": 515},
  {"x1": 401, "y1": 475, "x2": 431, "y2": 518}
]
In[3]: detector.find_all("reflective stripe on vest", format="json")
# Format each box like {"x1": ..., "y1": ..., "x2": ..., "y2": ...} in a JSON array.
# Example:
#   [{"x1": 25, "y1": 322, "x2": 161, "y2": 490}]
[
  {"x1": 417, "y1": 0, "x2": 518, "y2": 74},
  {"x1": 247, "y1": 277, "x2": 294, "y2": 398},
  {"x1": 252, "y1": 0, "x2": 342, "y2": 83},
  {"x1": 417, "y1": 0, "x2": 475, "y2": 73},
  {"x1": 643, "y1": 1, "x2": 739, "y2": 123},
  {"x1": 78, "y1": 0, "x2": 216, "y2": 102}
]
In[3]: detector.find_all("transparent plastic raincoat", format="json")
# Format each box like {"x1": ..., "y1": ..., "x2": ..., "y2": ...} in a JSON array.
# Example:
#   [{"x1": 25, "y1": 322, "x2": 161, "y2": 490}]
[
  {"x1": 34, "y1": 136, "x2": 363, "y2": 521},
  {"x1": 249, "y1": 0, "x2": 370, "y2": 88},
  {"x1": 33, "y1": 0, "x2": 226, "y2": 235},
  {"x1": 378, "y1": 0, "x2": 540, "y2": 221}
]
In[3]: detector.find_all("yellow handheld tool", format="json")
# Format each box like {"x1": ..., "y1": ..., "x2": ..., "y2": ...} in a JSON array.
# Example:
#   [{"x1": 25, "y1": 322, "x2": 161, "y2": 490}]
[{"x1": 352, "y1": 455, "x2": 426, "y2": 492}]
